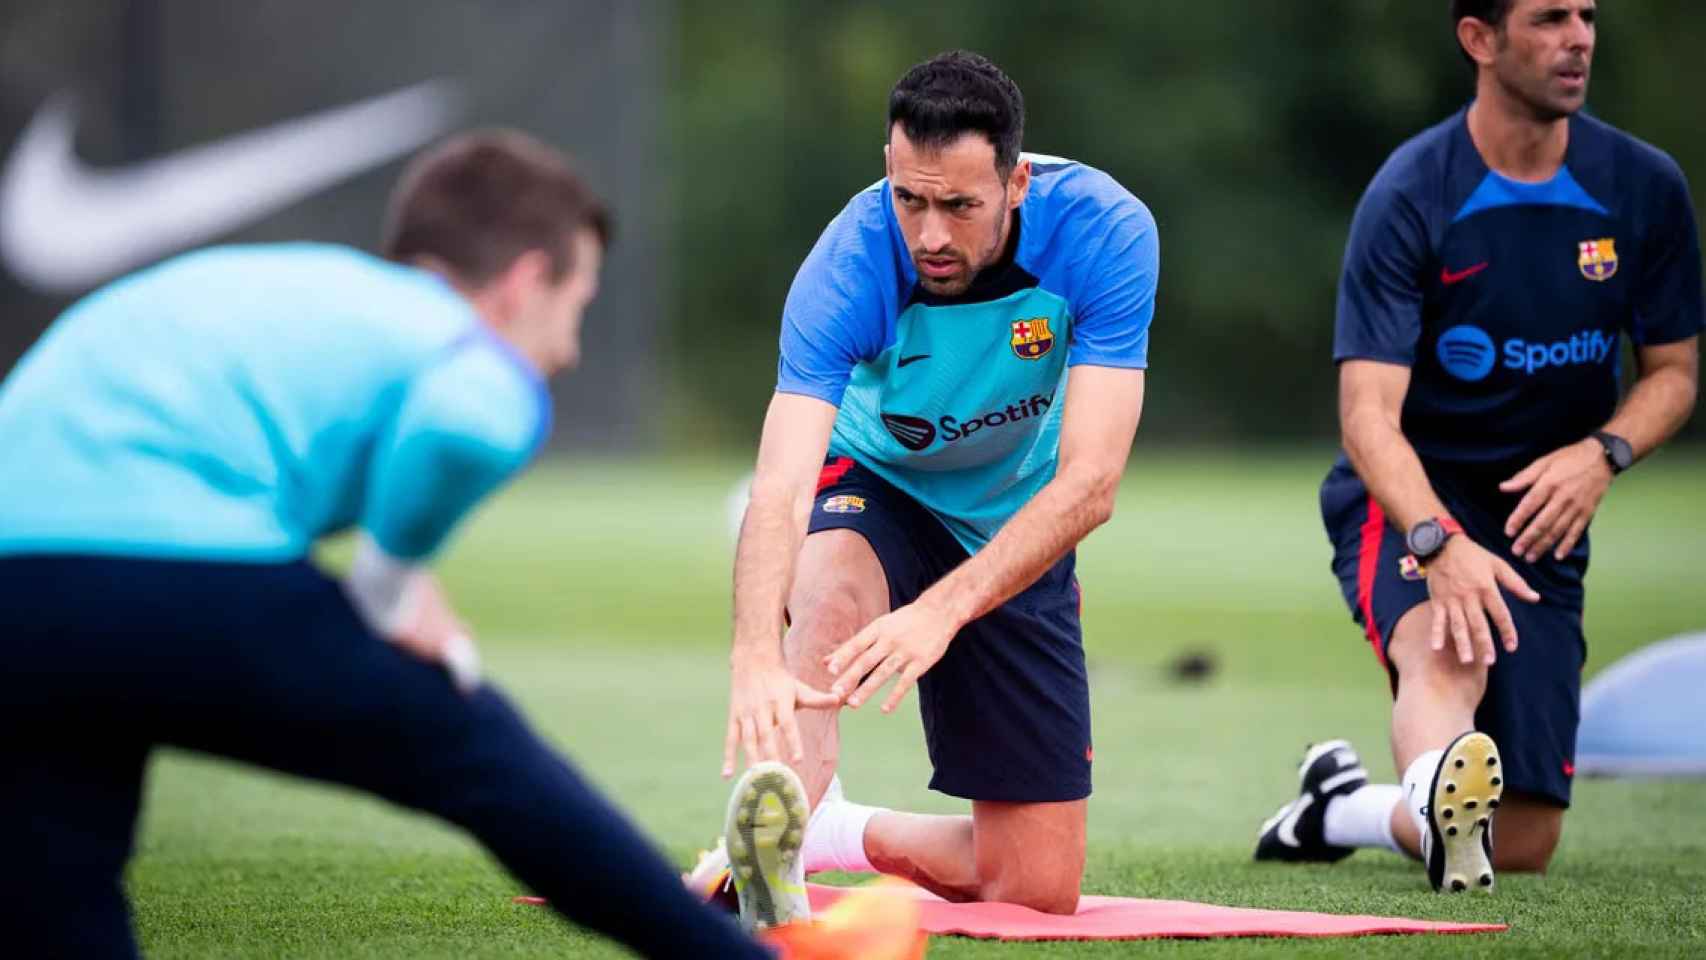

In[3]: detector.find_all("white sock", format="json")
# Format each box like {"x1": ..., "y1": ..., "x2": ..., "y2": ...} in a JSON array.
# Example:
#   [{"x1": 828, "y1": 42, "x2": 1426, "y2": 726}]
[
  {"x1": 1402, "y1": 749, "x2": 1445, "y2": 841},
  {"x1": 801, "y1": 775, "x2": 881, "y2": 874},
  {"x1": 1323, "y1": 784, "x2": 1404, "y2": 854}
]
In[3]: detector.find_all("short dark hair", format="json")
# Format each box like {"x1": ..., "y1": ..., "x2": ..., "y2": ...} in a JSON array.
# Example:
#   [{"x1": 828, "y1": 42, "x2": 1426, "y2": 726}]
[
  {"x1": 888, "y1": 50, "x2": 1025, "y2": 177},
  {"x1": 382, "y1": 129, "x2": 610, "y2": 287},
  {"x1": 1451, "y1": 0, "x2": 1515, "y2": 63}
]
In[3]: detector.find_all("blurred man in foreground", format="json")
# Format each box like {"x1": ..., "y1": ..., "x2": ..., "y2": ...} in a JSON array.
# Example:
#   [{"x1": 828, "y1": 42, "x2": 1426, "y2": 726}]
[
  {"x1": 1255, "y1": 0, "x2": 1700, "y2": 892},
  {"x1": 0, "y1": 130, "x2": 813, "y2": 958},
  {"x1": 700, "y1": 50, "x2": 1157, "y2": 927}
]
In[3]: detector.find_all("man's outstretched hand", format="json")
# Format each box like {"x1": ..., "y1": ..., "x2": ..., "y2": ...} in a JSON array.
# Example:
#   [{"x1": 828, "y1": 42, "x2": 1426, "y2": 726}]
[
  {"x1": 825, "y1": 601, "x2": 957, "y2": 715},
  {"x1": 723, "y1": 655, "x2": 840, "y2": 777}
]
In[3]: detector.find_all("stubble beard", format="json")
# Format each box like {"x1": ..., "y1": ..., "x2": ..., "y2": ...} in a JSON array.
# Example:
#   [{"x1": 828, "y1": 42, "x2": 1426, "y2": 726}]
[
  {"x1": 1495, "y1": 43, "x2": 1589, "y2": 123},
  {"x1": 916, "y1": 206, "x2": 1009, "y2": 297}
]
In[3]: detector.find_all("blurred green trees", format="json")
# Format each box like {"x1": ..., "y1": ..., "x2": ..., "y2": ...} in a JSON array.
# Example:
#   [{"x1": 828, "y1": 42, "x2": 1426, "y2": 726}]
[{"x1": 669, "y1": 1, "x2": 1706, "y2": 448}]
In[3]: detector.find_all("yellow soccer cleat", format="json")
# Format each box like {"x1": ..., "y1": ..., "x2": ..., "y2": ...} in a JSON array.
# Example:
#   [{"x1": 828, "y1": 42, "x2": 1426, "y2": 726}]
[{"x1": 724, "y1": 762, "x2": 812, "y2": 930}]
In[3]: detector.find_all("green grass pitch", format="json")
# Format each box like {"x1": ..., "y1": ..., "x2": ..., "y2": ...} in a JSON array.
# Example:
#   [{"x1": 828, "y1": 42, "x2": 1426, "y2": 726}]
[{"x1": 127, "y1": 452, "x2": 1706, "y2": 957}]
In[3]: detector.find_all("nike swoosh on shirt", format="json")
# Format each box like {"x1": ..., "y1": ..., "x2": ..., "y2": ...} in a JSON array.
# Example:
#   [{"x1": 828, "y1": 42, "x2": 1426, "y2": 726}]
[
  {"x1": 1440, "y1": 261, "x2": 1490, "y2": 285},
  {"x1": 897, "y1": 354, "x2": 931, "y2": 367},
  {"x1": 0, "y1": 80, "x2": 464, "y2": 293}
]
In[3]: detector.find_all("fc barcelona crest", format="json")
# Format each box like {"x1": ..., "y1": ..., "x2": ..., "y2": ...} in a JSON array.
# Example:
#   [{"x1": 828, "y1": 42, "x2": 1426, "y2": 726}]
[
  {"x1": 1398, "y1": 554, "x2": 1427, "y2": 582},
  {"x1": 1578, "y1": 238, "x2": 1618, "y2": 282},
  {"x1": 1010, "y1": 317, "x2": 1055, "y2": 360}
]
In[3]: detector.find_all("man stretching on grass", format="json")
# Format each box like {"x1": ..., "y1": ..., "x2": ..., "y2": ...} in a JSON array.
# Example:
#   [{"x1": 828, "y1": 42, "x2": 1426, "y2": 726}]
[
  {"x1": 1255, "y1": 0, "x2": 1700, "y2": 893},
  {"x1": 0, "y1": 130, "x2": 882, "y2": 959},
  {"x1": 698, "y1": 50, "x2": 1158, "y2": 928}
]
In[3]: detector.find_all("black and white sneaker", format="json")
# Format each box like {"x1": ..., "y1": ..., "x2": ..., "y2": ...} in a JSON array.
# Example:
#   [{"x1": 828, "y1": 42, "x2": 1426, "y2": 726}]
[
  {"x1": 1254, "y1": 739, "x2": 1369, "y2": 863},
  {"x1": 1421, "y1": 731, "x2": 1502, "y2": 893}
]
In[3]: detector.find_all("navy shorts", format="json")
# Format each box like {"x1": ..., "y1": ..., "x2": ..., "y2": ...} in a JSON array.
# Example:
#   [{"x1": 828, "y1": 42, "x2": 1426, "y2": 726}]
[
  {"x1": 1321, "y1": 456, "x2": 1587, "y2": 806},
  {"x1": 808, "y1": 457, "x2": 1091, "y2": 803},
  {"x1": 0, "y1": 555, "x2": 767, "y2": 960}
]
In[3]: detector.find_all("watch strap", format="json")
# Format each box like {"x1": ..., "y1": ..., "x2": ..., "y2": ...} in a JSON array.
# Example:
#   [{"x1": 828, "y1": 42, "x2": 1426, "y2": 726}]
[{"x1": 1591, "y1": 430, "x2": 1631, "y2": 474}]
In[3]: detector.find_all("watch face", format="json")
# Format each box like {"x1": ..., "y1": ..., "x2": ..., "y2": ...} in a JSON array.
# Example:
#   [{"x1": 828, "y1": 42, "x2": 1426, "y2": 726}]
[
  {"x1": 1596, "y1": 432, "x2": 1633, "y2": 472},
  {"x1": 1610, "y1": 437, "x2": 1633, "y2": 471},
  {"x1": 1408, "y1": 520, "x2": 1444, "y2": 558}
]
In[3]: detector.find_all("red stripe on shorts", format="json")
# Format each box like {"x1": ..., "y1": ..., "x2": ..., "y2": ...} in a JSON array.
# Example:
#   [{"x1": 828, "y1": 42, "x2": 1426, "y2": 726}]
[
  {"x1": 816, "y1": 456, "x2": 854, "y2": 494},
  {"x1": 1357, "y1": 496, "x2": 1388, "y2": 668}
]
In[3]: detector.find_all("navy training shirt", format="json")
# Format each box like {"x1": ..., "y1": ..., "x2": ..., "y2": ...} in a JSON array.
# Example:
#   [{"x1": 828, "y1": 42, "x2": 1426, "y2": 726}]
[{"x1": 1334, "y1": 106, "x2": 1704, "y2": 467}]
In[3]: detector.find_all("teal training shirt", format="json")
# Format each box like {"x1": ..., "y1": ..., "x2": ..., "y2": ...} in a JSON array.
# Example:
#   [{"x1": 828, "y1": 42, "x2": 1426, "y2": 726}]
[
  {"x1": 776, "y1": 155, "x2": 1159, "y2": 551},
  {"x1": 0, "y1": 244, "x2": 549, "y2": 562}
]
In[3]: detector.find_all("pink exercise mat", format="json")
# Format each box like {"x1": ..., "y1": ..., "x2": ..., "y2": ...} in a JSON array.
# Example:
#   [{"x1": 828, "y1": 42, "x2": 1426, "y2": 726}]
[{"x1": 804, "y1": 882, "x2": 1507, "y2": 941}]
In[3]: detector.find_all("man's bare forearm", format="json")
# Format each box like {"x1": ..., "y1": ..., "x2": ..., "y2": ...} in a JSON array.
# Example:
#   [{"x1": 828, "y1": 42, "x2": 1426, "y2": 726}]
[
  {"x1": 1342, "y1": 404, "x2": 1452, "y2": 533},
  {"x1": 730, "y1": 487, "x2": 810, "y2": 666},
  {"x1": 1602, "y1": 356, "x2": 1699, "y2": 460},
  {"x1": 729, "y1": 393, "x2": 839, "y2": 668},
  {"x1": 914, "y1": 463, "x2": 1118, "y2": 630}
]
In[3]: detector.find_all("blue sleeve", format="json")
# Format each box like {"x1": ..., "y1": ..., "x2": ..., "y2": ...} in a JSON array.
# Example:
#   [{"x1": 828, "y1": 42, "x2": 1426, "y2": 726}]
[
  {"x1": 776, "y1": 195, "x2": 892, "y2": 406},
  {"x1": 1630, "y1": 157, "x2": 1706, "y2": 346},
  {"x1": 361, "y1": 339, "x2": 548, "y2": 560},
  {"x1": 1334, "y1": 181, "x2": 1431, "y2": 365},
  {"x1": 1067, "y1": 196, "x2": 1158, "y2": 369}
]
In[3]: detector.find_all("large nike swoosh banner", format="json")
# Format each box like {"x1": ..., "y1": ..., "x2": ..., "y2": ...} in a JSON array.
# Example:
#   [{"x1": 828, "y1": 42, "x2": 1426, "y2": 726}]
[
  {"x1": 0, "y1": 2, "x2": 665, "y2": 450},
  {"x1": 0, "y1": 80, "x2": 464, "y2": 293}
]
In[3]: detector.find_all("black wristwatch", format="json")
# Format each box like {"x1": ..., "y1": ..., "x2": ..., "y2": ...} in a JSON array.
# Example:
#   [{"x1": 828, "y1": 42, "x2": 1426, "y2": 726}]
[
  {"x1": 1406, "y1": 516, "x2": 1464, "y2": 561},
  {"x1": 1591, "y1": 430, "x2": 1633, "y2": 475}
]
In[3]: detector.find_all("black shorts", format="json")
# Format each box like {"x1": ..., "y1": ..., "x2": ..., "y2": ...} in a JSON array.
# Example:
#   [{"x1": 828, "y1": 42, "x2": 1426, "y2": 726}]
[
  {"x1": 808, "y1": 457, "x2": 1090, "y2": 803},
  {"x1": 1321, "y1": 455, "x2": 1587, "y2": 806}
]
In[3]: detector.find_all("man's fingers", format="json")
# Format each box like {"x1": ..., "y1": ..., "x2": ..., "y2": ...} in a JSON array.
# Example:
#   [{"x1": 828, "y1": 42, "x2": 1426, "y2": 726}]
[
  {"x1": 722, "y1": 716, "x2": 740, "y2": 778},
  {"x1": 1554, "y1": 514, "x2": 1590, "y2": 561},
  {"x1": 1499, "y1": 458, "x2": 1545, "y2": 494},
  {"x1": 834, "y1": 639, "x2": 892, "y2": 700},
  {"x1": 1486, "y1": 588, "x2": 1520, "y2": 654},
  {"x1": 847, "y1": 654, "x2": 902, "y2": 709},
  {"x1": 739, "y1": 714, "x2": 760, "y2": 771},
  {"x1": 825, "y1": 628, "x2": 878, "y2": 688},
  {"x1": 779, "y1": 705, "x2": 805, "y2": 764},
  {"x1": 880, "y1": 664, "x2": 924, "y2": 714},
  {"x1": 1448, "y1": 601, "x2": 1474, "y2": 665},
  {"x1": 1530, "y1": 501, "x2": 1578, "y2": 561},
  {"x1": 1429, "y1": 600, "x2": 1448, "y2": 652},
  {"x1": 1511, "y1": 498, "x2": 1553, "y2": 558},
  {"x1": 1465, "y1": 596, "x2": 1496, "y2": 666},
  {"x1": 1503, "y1": 484, "x2": 1550, "y2": 538},
  {"x1": 756, "y1": 705, "x2": 782, "y2": 762},
  {"x1": 1516, "y1": 499, "x2": 1569, "y2": 562},
  {"x1": 795, "y1": 680, "x2": 842, "y2": 710},
  {"x1": 1493, "y1": 558, "x2": 1541, "y2": 603}
]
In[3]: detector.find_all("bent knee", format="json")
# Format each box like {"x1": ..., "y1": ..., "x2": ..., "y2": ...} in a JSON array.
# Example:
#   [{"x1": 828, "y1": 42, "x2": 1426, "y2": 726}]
[
  {"x1": 1493, "y1": 828, "x2": 1561, "y2": 873},
  {"x1": 1495, "y1": 848, "x2": 1555, "y2": 873},
  {"x1": 784, "y1": 596, "x2": 864, "y2": 663},
  {"x1": 1411, "y1": 663, "x2": 1487, "y2": 710},
  {"x1": 1391, "y1": 636, "x2": 1487, "y2": 704},
  {"x1": 1491, "y1": 802, "x2": 1563, "y2": 872},
  {"x1": 980, "y1": 869, "x2": 1081, "y2": 915}
]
